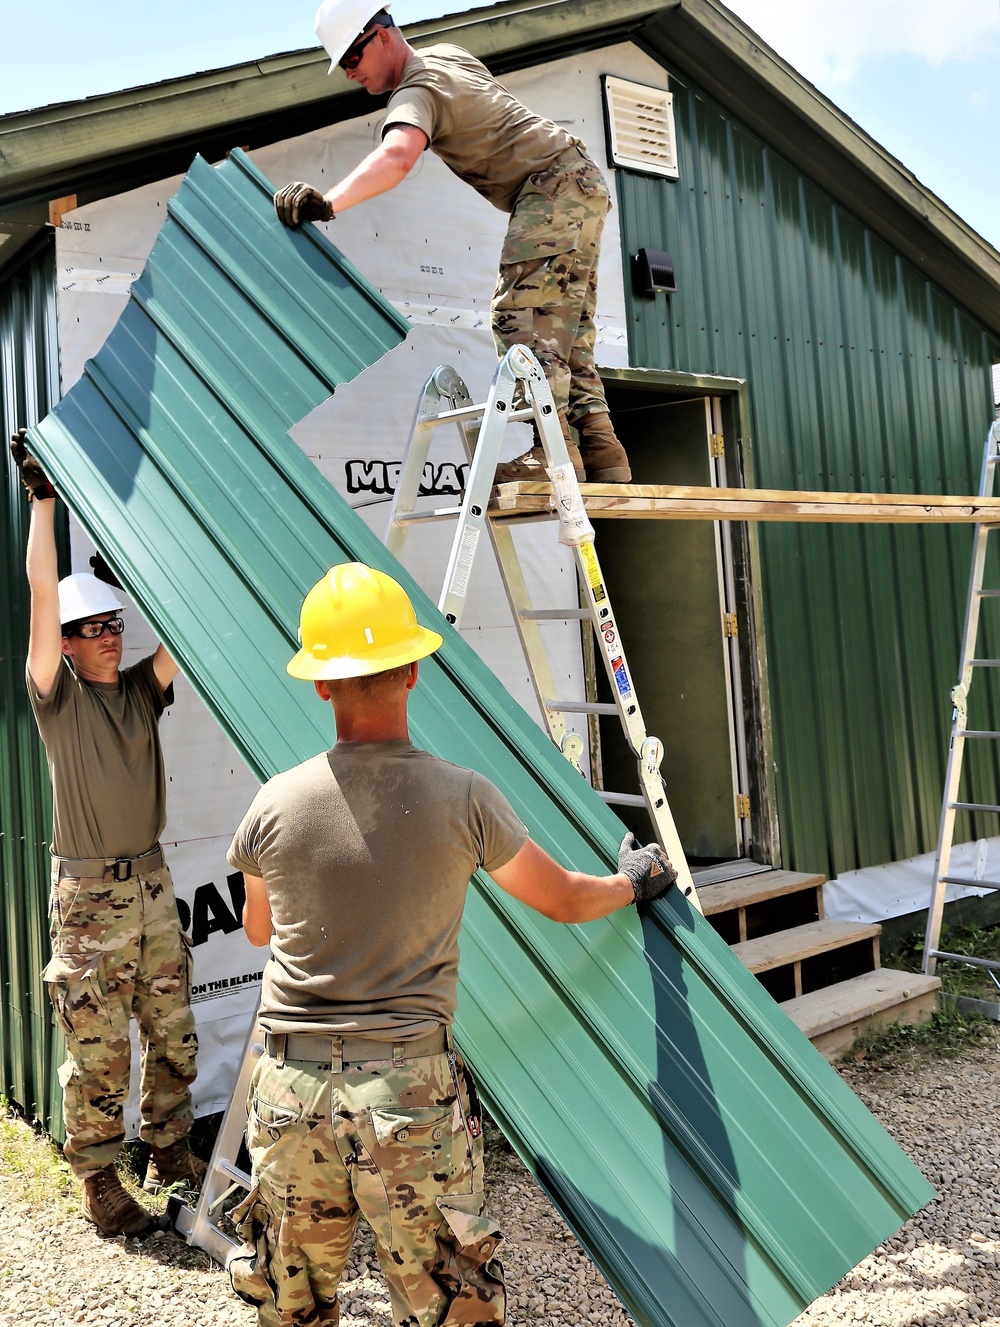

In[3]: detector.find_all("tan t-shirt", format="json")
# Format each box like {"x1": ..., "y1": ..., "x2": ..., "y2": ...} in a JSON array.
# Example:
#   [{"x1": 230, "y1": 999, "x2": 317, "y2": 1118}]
[
  {"x1": 384, "y1": 44, "x2": 583, "y2": 211},
  {"x1": 27, "y1": 654, "x2": 172, "y2": 861},
  {"x1": 227, "y1": 740, "x2": 528, "y2": 1038}
]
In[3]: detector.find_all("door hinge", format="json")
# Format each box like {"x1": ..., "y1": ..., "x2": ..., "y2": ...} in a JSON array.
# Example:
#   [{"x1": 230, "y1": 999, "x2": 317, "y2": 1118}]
[
  {"x1": 710, "y1": 432, "x2": 725, "y2": 457},
  {"x1": 736, "y1": 793, "x2": 751, "y2": 819},
  {"x1": 723, "y1": 612, "x2": 738, "y2": 638}
]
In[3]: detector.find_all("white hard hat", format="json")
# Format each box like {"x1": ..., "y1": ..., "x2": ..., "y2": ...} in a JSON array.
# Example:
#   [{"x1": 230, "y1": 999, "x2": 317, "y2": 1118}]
[
  {"x1": 315, "y1": 0, "x2": 390, "y2": 73},
  {"x1": 58, "y1": 573, "x2": 125, "y2": 626}
]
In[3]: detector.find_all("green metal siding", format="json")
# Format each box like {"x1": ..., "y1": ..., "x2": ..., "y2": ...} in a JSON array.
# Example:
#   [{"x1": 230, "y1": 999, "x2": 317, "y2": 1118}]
[
  {"x1": 27, "y1": 148, "x2": 932, "y2": 1327},
  {"x1": 618, "y1": 69, "x2": 1000, "y2": 879},
  {"x1": 0, "y1": 234, "x2": 64, "y2": 1131}
]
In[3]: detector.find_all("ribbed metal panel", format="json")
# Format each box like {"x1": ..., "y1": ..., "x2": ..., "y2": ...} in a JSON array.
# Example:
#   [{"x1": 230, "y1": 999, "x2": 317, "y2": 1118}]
[
  {"x1": 26, "y1": 148, "x2": 931, "y2": 1327},
  {"x1": 0, "y1": 234, "x2": 65, "y2": 1132},
  {"x1": 618, "y1": 70, "x2": 1000, "y2": 879}
]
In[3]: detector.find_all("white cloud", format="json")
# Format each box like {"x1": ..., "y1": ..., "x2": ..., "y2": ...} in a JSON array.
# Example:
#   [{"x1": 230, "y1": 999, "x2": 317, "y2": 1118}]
[{"x1": 726, "y1": 0, "x2": 1000, "y2": 83}]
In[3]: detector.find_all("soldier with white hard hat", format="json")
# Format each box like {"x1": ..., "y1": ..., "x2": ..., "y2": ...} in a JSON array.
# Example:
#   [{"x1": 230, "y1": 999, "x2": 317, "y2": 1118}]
[
  {"x1": 226, "y1": 561, "x2": 676, "y2": 1326},
  {"x1": 274, "y1": 0, "x2": 634, "y2": 488},
  {"x1": 9, "y1": 429, "x2": 204, "y2": 1237}
]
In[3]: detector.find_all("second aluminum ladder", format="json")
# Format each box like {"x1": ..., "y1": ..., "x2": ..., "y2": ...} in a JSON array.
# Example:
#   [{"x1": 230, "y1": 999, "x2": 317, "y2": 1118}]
[{"x1": 924, "y1": 419, "x2": 1000, "y2": 984}]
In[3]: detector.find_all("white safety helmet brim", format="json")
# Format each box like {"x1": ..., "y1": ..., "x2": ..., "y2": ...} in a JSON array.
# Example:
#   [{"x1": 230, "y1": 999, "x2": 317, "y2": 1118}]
[
  {"x1": 314, "y1": 0, "x2": 390, "y2": 73},
  {"x1": 58, "y1": 573, "x2": 125, "y2": 627}
]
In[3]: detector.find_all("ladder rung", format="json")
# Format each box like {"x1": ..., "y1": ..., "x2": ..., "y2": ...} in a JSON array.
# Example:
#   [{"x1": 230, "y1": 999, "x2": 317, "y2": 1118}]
[
  {"x1": 928, "y1": 949, "x2": 1000, "y2": 972},
  {"x1": 546, "y1": 700, "x2": 619, "y2": 715},
  {"x1": 948, "y1": 801, "x2": 1000, "y2": 812},
  {"x1": 940, "y1": 875, "x2": 1000, "y2": 890},
  {"x1": 520, "y1": 608, "x2": 589, "y2": 621},
  {"x1": 969, "y1": 659, "x2": 1000, "y2": 667},
  {"x1": 393, "y1": 507, "x2": 463, "y2": 525},
  {"x1": 598, "y1": 791, "x2": 647, "y2": 807},
  {"x1": 422, "y1": 403, "x2": 536, "y2": 426},
  {"x1": 975, "y1": 589, "x2": 1000, "y2": 598},
  {"x1": 957, "y1": 730, "x2": 1000, "y2": 739},
  {"x1": 213, "y1": 1158, "x2": 252, "y2": 1186}
]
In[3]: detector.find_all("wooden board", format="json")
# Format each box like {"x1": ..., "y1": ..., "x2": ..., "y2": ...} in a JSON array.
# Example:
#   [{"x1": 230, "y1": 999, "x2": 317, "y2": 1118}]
[
  {"x1": 490, "y1": 482, "x2": 1000, "y2": 523},
  {"x1": 732, "y1": 919, "x2": 881, "y2": 972},
  {"x1": 697, "y1": 869, "x2": 826, "y2": 916}
]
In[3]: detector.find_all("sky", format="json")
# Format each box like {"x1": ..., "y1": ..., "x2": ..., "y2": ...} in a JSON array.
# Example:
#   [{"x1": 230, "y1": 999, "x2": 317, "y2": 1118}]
[{"x1": 2, "y1": 0, "x2": 998, "y2": 249}]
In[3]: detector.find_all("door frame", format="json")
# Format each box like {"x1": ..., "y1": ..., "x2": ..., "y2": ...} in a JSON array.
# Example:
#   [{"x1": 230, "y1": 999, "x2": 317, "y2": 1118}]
[{"x1": 599, "y1": 365, "x2": 780, "y2": 866}]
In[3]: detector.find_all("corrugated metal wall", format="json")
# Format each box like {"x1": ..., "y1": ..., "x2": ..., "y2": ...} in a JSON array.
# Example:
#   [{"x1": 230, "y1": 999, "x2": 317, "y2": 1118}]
[
  {"x1": 616, "y1": 70, "x2": 1000, "y2": 880},
  {"x1": 0, "y1": 233, "x2": 64, "y2": 1130}
]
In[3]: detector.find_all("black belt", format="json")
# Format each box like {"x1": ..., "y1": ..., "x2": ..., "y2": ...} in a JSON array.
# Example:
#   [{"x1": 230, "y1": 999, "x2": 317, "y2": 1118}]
[
  {"x1": 265, "y1": 1028, "x2": 448, "y2": 1066},
  {"x1": 54, "y1": 845, "x2": 165, "y2": 882}
]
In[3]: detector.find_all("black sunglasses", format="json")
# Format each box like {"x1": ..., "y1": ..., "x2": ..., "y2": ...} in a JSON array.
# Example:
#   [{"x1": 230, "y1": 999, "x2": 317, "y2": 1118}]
[
  {"x1": 340, "y1": 27, "x2": 382, "y2": 70},
  {"x1": 65, "y1": 616, "x2": 125, "y2": 640}
]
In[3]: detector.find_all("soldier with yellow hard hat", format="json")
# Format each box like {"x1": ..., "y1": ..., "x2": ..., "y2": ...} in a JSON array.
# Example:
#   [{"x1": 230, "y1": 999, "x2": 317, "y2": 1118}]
[{"x1": 227, "y1": 562, "x2": 675, "y2": 1327}]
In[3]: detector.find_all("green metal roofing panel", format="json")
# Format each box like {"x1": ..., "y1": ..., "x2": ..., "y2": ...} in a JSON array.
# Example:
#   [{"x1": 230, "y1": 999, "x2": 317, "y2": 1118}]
[
  {"x1": 27, "y1": 148, "x2": 932, "y2": 1327},
  {"x1": 617, "y1": 64, "x2": 1000, "y2": 882}
]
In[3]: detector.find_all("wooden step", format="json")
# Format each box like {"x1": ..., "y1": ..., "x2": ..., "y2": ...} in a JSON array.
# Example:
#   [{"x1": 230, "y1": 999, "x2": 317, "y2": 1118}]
[
  {"x1": 732, "y1": 919, "x2": 881, "y2": 1003},
  {"x1": 780, "y1": 969, "x2": 941, "y2": 1062},
  {"x1": 698, "y1": 870, "x2": 825, "y2": 916},
  {"x1": 732, "y1": 919, "x2": 879, "y2": 974}
]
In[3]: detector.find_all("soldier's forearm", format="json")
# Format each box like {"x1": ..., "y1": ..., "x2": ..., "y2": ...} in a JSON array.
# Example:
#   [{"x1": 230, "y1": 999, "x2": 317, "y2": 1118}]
[{"x1": 26, "y1": 496, "x2": 59, "y2": 594}]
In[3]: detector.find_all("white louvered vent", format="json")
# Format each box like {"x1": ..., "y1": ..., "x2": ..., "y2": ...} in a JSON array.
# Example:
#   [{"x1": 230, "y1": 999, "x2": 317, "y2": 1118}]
[{"x1": 603, "y1": 76, "x2": 679, "y2": 180}]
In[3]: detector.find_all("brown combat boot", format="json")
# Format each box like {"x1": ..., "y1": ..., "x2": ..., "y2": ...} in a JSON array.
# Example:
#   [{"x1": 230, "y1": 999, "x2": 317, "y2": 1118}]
[
  {"x1": 82, "y1": 1165, "x2": 156, "y2": 1236},
  {"x1": 575, "y1": 411, "x2": 632, "y2": 482},
  {"x1": 143, "y1": 1137, "x2": 208, "y2": 1194},
  {"x1": 494, "y1": 416, "x2": 585, "y2": 483}
]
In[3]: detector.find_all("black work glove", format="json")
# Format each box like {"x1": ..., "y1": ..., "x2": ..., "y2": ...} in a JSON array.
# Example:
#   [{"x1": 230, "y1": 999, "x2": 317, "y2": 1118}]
[
  {"x1": 618, "y1": 831, "x2": 677, "y2": 905},
  {"x1": 90, "y1": 549, "x2": 125, "y2": 590},
  {"x1": 9, "y1": 428, "x2": 56, "y2": 500},
  {"x1": 273, "y1": 183, "x2": 334, "y2": 227}
]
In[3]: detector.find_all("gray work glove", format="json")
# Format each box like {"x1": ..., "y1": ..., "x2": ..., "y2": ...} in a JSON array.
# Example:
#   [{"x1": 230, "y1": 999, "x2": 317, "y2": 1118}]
[
  {"x1": 273, "y1": 182, "x2": 334, "y2": 227},
  {"x1": 618, "y1": 832, "x2": 677, "y2": 905},
  {"x1": 9, "y1": 428, "x2": 56, "y2": 500}
]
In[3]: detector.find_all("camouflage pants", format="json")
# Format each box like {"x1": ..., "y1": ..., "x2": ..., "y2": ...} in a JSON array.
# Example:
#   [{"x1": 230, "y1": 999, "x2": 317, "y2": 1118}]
[
  {"x1": 43, "y1": 861, "x2": 198, "y2": 1179},
  {"x1": 492, "y1": 149, "x2": 612, "y2": 423},
  {"x1": 230, "y1": 1044, "x2": 505, "y2": 1327}
]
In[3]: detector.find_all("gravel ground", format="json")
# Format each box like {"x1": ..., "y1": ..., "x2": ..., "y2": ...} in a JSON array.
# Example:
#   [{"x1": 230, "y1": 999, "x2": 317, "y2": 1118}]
[{"x1": 1, "y1": 1031, "x2": 998, "y2": 1327}]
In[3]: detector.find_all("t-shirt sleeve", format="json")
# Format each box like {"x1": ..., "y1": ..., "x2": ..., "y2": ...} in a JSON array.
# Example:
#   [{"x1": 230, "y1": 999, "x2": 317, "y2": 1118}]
[
  {"x1": 126, "y1": 655, "x2": 171, "y2": 719},
  {"x1": 384, "y1": 80, "x2": 443, "y2": 145},
  {"x1": 228, "y1": 793, "x2": 267, "y2": 876},
  {"x1": 468, "y1": 771, "x2": 528, "y2": 873},
  {"x1": 26, "y1": 655, "x2": 72, "y2": 720}
]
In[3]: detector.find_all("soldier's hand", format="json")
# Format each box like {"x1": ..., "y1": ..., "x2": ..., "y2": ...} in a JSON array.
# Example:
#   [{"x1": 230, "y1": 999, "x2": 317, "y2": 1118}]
[
  {"x1": 273, "y1": 183, "x2": 334, "y2": 227},
  {"x1": 9, "y1": 428, "x2": 56, "y2": 500},
  {"x1": 618, "y1": 832, "x2": 677, "y2": 905}
]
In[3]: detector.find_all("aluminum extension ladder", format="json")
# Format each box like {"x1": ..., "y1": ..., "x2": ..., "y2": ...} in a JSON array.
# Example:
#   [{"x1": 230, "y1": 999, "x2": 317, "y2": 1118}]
[
  {"x1": 923, "y1": 420, "x2": 1000, "y2": 983},
  {"x1": 386, "y1": 344, "x2": 700, "y2": 913},
  {"x1": 168, "y1": 1018, "x2": 264, "y2": 1265}
]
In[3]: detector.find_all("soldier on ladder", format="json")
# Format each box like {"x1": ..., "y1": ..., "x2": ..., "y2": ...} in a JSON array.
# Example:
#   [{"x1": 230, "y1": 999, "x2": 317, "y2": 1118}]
[
  {"x1": 225, "y1": 562, "x2": 675, "y2": 1326},
  {"x1": 273, "y1": 0, "x2": 633, "y2": 486}
]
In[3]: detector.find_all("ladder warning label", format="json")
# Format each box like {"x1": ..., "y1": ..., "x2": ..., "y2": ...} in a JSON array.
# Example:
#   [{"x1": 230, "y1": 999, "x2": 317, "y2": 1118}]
[
  {"x1": 611, "y1": 656, "x2": 631, "y2": 696},
  {"x1": 579, "y1": 543, "x2": 606, "y2": 602},
  {"x1": 451, "y1": 526, "x2": 480, "y2": 598}
]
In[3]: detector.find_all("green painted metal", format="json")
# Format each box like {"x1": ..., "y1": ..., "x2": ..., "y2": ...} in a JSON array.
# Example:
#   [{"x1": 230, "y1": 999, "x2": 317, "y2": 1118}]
[
  {"x1": 616, "y1": 62, "x2": 1000, "y2": 881},
  {"x1": 27, "y1": 149, "x2": 932, "y2": 1327},
  {"x1": 0, "y1": 233, "x2": 65, "y2": 1134}
]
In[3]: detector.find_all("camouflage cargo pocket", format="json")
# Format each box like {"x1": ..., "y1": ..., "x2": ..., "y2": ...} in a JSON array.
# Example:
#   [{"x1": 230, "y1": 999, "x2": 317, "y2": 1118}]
[
  {"x1": 246, "y1": 1090, "x2": 311, "y2": 1205},
  {"x1": 227, "y1": 1183, "x2": 275, "y2": 1307},
  {"x1": 41, "y1": 951, "x2": 114, "y2": 1040},
  {"x1": 435, "y1": 1191, "x2": 506, "y2": 1324}
]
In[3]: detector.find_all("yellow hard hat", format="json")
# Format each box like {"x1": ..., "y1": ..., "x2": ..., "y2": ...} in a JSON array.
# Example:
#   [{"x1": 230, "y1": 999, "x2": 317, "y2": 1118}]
[{"x1": 287, "y1": 563, "x2": 443, "y2": 680}]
